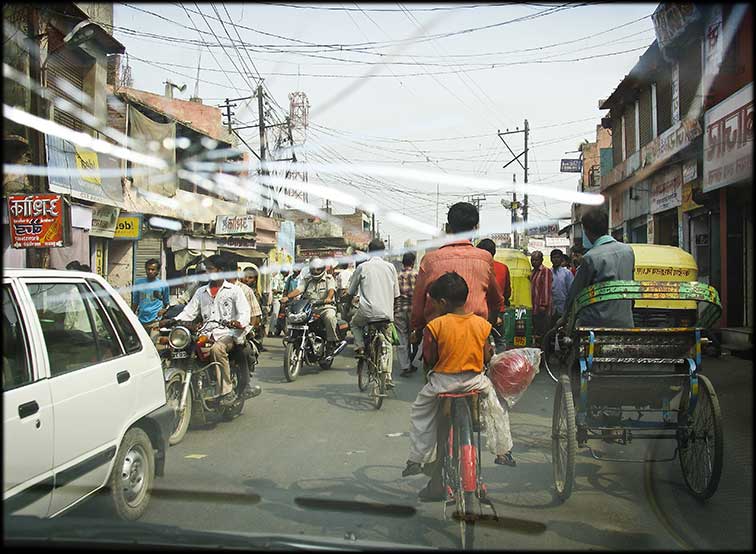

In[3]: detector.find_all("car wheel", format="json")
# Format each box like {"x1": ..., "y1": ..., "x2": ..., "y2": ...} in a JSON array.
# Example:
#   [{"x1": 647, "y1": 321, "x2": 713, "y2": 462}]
[{"x1": 109, "y1": 427, "x2": 155, "y2": 521}]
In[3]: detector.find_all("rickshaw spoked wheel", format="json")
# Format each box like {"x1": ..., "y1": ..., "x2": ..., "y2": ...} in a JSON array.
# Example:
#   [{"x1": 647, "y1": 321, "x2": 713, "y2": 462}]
[
  {"x1": 552, "y1": 374, "x2": 577, "y2": 501},
  {"x1": 678, "y1": 374, "x2": 723, "y2": 501}
]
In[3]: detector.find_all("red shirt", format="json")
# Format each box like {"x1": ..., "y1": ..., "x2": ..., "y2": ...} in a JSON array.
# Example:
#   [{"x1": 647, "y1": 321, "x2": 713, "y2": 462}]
[
  {"x1": 530, "y1": 265, "x2": 553, "y2": 315},
  {"x1": 492, "y1": 261, "x2": 511, "y2": 308},
  {"x1": 411, "y1": 240, "x2": 504, "y2": 330}
]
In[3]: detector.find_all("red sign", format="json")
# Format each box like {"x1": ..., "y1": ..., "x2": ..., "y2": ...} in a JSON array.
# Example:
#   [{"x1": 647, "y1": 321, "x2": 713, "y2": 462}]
[{"x1": 8, "y1": 194, "x2": 65, "y2": 248}]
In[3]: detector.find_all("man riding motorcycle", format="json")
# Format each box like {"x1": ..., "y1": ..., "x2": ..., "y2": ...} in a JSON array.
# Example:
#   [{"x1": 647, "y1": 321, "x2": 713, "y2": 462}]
[
  {"x1": 168, "y1": 254, "x2": 252, "y2": 406},
  {"x1": 281, "y1": 258, "x2": 340, "y2": 355}
]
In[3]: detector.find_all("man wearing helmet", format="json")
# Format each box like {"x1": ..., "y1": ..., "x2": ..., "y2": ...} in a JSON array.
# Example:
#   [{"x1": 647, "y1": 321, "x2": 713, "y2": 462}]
[{"x1": 281, "y1": 258, "x2": 340, "y2": 351}]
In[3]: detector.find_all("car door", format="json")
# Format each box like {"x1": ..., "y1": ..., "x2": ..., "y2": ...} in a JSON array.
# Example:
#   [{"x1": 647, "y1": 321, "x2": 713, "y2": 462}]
[
  {"x1": 2, "y1": 280, "x2": 55, "y2": 517},
  {"x1": 22, "y1": 278, "x2": 133, "y2": 517}
]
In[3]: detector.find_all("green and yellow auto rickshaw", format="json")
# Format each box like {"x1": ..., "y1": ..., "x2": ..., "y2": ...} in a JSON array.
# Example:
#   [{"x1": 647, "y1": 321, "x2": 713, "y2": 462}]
[{"x1": 495, "y1": 248, "x2": 534, "y2": 349}]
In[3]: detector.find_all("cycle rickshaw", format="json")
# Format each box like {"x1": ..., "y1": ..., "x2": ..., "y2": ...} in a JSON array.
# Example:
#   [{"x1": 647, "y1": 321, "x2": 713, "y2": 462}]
[{"x1": 543, "y1": 280, "x2": 723, "y2": 501}]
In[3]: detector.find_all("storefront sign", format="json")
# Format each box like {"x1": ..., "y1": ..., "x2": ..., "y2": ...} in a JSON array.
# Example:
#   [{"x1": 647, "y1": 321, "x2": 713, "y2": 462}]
[
  {"x1": 682, "y1": 159, "x2": 698, "y2": 183},
  {"x1": 640, "y1": 118, "x2": 702, "y2": 172},
  {"x1": 46, "y1": 135, "x2": 125, "y2": 207},
  {"x1": 652, "y1": 3, "x2": 700, "y2": 60},
  {"x1": 7, "y1": 194, "x2": 65, "y2": 248},
  {"x1": 545, "y1": 236, "x2": 570, "y2": 248},
  {"x1": 90, "y1": 205, "x2": 121, "y2": 238},
  {"x1": 703, "y1": 5, "x2": 723, "y2": 94},
  {"x1": 216, "y1": 236, "x2": 256, "y2": 248},
  {"x1": 703, "y1": 82, "x2": 754, "y2": 192},
  {"x1": 671, "y1": 63, "x2": 681, "y2": 125},
  {"x1": 113, "y1": 213, "x2": 143, "y2": 240},
  {"x1": 650, "y1": 166, "x2": 683, "y2": 214},
  {"x1": 215, "y1": 214, "x2": 255, "y2": 235},
  {"x1": 560, "y1": 159, "x2": 582, "y2": 173}
]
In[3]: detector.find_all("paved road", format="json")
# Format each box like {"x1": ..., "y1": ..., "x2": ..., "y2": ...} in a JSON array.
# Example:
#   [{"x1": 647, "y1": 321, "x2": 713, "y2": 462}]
[{"x1": 70, "y1": 342, "x2": 752, "y2": 550}]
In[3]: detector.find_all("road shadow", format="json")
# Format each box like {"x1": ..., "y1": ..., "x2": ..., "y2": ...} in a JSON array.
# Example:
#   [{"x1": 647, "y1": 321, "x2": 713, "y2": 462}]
[
  {"x1": 265, "y1": 382, "x2": 415, "y2": 412},
  {"x1": 242, "y1": 466, "x2": 462, "y2": 547}
]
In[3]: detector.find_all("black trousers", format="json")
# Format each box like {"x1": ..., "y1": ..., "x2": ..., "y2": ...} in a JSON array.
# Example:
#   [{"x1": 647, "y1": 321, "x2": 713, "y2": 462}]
[{"x1": 229, "y1": 343, "x2": 252, "y2": 391}]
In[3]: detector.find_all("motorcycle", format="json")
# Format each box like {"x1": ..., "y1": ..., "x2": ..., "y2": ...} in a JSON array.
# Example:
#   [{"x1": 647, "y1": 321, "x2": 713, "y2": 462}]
[
  {"x1": 282, "y1": 298, "x2": 349, "y2": 381},
  {"x1": 158, "y1": 318, "x2": 254, "y2": 445}
]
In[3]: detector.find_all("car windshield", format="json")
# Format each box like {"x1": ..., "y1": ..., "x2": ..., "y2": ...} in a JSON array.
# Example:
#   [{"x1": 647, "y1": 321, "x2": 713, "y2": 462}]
[{"x1": 3, "y1": 2, "x2": 753, "y2": 551}]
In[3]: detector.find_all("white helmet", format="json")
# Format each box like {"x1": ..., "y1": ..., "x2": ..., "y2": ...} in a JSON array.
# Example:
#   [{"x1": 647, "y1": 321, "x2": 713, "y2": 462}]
[{"x1": 309, "y1": 257, "x2": 326, "y2": 279}]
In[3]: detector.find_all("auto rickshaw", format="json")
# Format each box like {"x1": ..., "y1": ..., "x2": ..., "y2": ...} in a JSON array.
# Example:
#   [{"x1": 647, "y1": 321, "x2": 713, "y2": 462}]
[
  {"x1": 494, "y1": 248, "x2": 534, "y2": 349},
  {"x1": 628, "y1": 244, "x2": 699, "y2": 327}
]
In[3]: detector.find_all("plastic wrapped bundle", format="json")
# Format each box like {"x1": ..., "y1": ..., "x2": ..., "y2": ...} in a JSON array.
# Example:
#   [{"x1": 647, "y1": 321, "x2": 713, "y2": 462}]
[{"x1": 488, "y1": 348, "x2": 541, "y2": 408}]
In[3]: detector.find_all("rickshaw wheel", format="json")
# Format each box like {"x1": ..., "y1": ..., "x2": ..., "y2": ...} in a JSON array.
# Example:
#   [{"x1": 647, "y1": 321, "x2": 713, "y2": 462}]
[
  {"x1": 678, "y1": 374, "x2": 723, "y2": 501},
  {"x1": 552, "y1": 374, "x2": 577, "y2": 501}
]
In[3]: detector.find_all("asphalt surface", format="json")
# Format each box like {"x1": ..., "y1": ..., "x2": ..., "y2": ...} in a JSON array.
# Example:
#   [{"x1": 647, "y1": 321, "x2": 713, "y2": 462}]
[{"x1": 69, "y1": 340, "x2": 753, "y2": 550}]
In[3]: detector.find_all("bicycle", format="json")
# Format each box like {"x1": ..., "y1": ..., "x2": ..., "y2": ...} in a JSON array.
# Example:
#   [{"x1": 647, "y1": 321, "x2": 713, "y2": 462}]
[
  {"x1": 356, "y1": 320, "x2": 393, "y2": 409},
  {"x1": 434, "y1": 389, "x2": 499, "y2": 550}
]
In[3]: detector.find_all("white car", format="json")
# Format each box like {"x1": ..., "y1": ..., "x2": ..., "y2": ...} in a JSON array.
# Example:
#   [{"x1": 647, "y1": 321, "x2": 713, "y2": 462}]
[{"x1": 3, "y1": 269, "x2": 172, "y2": 520}]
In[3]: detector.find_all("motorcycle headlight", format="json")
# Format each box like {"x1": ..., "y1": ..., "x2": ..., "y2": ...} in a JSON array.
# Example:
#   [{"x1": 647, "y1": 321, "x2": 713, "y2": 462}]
[
  {"x1": 169, "y1": 326, "x2": 191, "y2": 349},
  {"x1": 287, "y1": 311, "x2": 307, "y2": 324}
]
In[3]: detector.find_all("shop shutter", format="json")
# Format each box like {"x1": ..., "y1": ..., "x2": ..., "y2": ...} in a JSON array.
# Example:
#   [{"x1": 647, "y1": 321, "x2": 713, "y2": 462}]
[
  {"x1": 656, "y1": 70, "x2": 673, "y2": 134},
  {"x1": 612, "y1": 110, "x2": 623, "y2": 167},
  {"x1": 679, "y1": 38, "x2": 702, "y2": 119},
  {"x1": 46, "y1": 46, "x2": 89, "y2": 132},
  {"x1": 624, "y1": 103, "x2": 636, "y2": 155},
  {"x1": 134, "y1": 235, "x2": 163, "y2": 280},
  {"x1": 638, "y1": 86, "x2": 652, "y2": 148}
]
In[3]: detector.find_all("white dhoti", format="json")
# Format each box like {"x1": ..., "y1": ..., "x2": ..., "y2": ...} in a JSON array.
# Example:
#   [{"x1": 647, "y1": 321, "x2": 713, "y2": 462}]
[{"x1": 408, "y1": 370, "x2": 513, "y2": 464}]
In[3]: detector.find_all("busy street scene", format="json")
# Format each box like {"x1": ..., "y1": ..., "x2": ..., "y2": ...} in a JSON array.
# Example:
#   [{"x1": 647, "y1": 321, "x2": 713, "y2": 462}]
[{"x1": 3, "y1": 2, "x2": 753, "y2": 551}]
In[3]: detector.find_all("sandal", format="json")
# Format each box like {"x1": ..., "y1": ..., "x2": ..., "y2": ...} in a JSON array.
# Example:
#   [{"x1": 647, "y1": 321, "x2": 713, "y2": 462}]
[
  {"x1": 495, "y1": 452, "x2": 516, "y2": 467},
  {"x1": 402, "y1": 461, "x2": 423, "y2": 477}
]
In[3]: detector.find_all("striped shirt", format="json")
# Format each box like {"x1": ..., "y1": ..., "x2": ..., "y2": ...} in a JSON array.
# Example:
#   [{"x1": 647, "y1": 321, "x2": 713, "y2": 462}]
[{"x1": 411, "y1": 240, "x2": 504, "y2": 330}]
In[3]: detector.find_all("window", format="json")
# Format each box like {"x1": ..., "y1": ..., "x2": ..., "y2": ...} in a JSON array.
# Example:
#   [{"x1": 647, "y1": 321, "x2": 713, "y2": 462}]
[
  {"x1": 87, "y1": 279, "x2": 143, "y2": 354},
  {"x1": 26, "y1": 283, "x2": 121, "y2": 377},
  {"x1": 2, "y1": 285, "x2": 32, "y2": 391}
]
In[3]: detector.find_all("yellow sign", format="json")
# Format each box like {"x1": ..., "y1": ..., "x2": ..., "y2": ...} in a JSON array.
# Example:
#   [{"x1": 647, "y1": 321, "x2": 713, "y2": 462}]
[
  {"x1": 113, "y1": 214, "x2": 143, "y2": 240},
  {"x1": 74, "y1": 146, "x2": 102, "y2": 185},
  {"x1": 514, "y1": 336, "x2": 526, "y2": 346}
]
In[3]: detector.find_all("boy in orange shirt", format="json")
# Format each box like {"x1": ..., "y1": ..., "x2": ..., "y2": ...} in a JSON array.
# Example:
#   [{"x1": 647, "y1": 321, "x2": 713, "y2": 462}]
[{"x1": 402, "y1": 272, "x2": 514, "y2": 501}]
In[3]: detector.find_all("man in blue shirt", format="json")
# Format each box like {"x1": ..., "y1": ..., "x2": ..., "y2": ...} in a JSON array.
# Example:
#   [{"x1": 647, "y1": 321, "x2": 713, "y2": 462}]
[
  {"x1": 132, "y1": 258, "x2": 170, "y2": 340},
  {"x1": 550, "y1": 248, "x2": 574, "y2": 326}
]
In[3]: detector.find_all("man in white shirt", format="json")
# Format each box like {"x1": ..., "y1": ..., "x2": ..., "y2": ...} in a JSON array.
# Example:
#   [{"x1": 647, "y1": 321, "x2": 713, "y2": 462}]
[
  {"x1": 227, "y1": 263, "x2": 263, "y2": 399},
  {"x1": 268, "y1": 266, "x2": 288, "y2": 336},
  {"x1": 174, "y1": 254, "x2": 251, "y2": 406},
  {"x1": 345, "y1": 239, "x2": 400, "y2": 380}
]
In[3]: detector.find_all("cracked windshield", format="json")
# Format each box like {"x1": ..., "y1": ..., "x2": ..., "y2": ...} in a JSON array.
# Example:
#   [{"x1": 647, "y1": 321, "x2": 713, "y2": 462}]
[{"x1": 4, "y1": 1, "x2": 754, "y2": 550}]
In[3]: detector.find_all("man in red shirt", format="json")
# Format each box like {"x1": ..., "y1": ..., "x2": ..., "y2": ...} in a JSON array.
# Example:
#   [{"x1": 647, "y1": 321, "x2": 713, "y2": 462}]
[
  {"x1": 408, "y1": 202, "x2": 505, "y2": 502},
  {"x1": 410, "y1": 202, "x2": 503, "y2": 352},
  {"x1": 476, "y1": 238, "x2": 511, "y2": 307},
  {"x1": 529, "y1": 250, "x2": 553, "y2": 346}
]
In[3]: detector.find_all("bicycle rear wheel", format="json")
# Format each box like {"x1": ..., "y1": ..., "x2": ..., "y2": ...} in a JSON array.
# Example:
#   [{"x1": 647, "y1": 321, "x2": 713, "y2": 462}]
[{"x1": 452, "y1": 400, "x2": 477, "y2": 550}]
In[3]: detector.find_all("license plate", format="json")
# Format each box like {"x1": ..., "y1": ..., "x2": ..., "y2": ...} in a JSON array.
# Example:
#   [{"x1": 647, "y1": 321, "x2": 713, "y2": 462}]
[
  {"x1": 172, "y1": 350, "x2": 189, "y2": 359},
  {"x1": 514, "y1": 336, "x2": 526, "y2": 346}
]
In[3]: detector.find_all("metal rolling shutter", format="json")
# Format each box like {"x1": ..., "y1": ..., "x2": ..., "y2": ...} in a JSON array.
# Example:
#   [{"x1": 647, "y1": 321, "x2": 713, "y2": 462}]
[
  {"x1": 134, "y1": 235, "x2": 163, "y2": 280},
  {"x1": 46, "y1": 25, "x2": 90, "y2": 132}
]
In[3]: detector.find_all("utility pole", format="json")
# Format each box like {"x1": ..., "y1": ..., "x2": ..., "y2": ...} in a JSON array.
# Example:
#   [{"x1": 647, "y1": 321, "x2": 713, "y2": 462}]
[
  {"x1": 523, "y1": 119, "x2": 529, "y2": 229},
  {"x1": 220, "y1": 98, "x2": 236, "y2": 133},
  {"x1": 498, "y1": 119, "x2": 529, "y2": 248},
  {"x1": 435, "y1": 184, "x2": 439, "y2": 230}
]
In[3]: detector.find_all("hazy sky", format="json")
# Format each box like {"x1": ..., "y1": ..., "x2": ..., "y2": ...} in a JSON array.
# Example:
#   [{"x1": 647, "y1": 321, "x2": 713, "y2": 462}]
[{"x1": 112, "y1": 2, "x2": 657, "y2": 246}]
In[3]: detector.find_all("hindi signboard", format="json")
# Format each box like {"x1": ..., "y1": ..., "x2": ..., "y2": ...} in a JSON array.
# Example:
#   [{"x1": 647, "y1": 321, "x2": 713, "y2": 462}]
[
  {"x1": 560, "y1": 158, "x2": 582, "y2": 173},
  {"x1": 703, "y1": 82, "x2": 753, "y2": 192},
  {"x1": 650, "y1": 165, "x2": 683, "y2": 214},
  {"x1": 113, "y1": 213, "x2": 143, "y2": 240},
  {"x1": 8, "y1": 194, "x2": 65, "y2": 248},
  {"x1": 215, "y1": 214, "x2": 255, "y2": 235},
  {"x1": 90, "y1": 204, "x2": 121, "y2": 238}
]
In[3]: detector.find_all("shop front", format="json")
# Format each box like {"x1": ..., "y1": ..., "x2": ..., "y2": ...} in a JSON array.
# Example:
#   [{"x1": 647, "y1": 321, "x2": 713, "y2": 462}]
[
  {"x1": 703, "y1": 80, "x2": 753, "y2": 334},
  {"x1": 650, "y1": 164, "x2": 683, "y2": 247}
]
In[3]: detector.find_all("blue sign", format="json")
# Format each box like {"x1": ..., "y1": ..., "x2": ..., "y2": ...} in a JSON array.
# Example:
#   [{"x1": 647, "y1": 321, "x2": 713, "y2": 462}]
[
  {"x1": 277, "y1": 220, "x2": 295, "y2": 259},
  {"x1": 560, "y1": 158, "x2": 583, "y2": 173}
]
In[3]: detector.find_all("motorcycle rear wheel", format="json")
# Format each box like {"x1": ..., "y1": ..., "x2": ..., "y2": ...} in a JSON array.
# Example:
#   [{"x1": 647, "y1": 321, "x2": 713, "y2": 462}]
[
  {"x1": 284, "y1": 342, "x2": 302, "y2": 382},
  {"x1": 166, "y1": 374, "x2": 191, "y2": 446}
]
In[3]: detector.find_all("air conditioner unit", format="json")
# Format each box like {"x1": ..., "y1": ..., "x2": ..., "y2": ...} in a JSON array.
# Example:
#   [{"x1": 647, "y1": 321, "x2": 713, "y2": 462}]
[{"x1": 601, "y1": 117, "x2": 612, "y2": 129}]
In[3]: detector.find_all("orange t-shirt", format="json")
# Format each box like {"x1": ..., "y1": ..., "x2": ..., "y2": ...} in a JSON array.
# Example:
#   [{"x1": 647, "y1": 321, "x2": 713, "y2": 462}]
[{"x1": 426, "y1": 313, "x2": 492, "y2": 374}]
